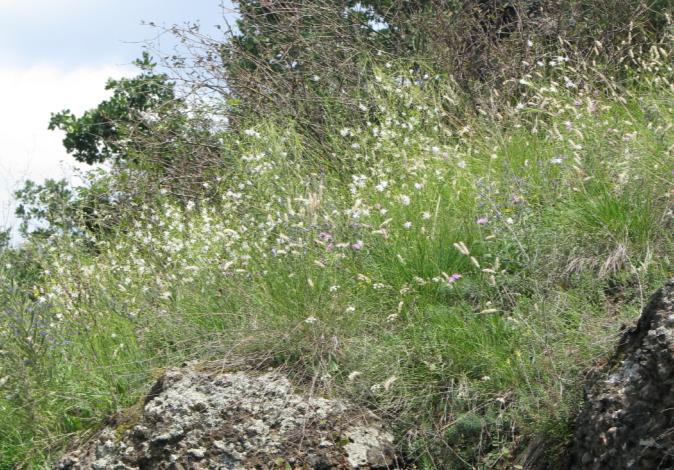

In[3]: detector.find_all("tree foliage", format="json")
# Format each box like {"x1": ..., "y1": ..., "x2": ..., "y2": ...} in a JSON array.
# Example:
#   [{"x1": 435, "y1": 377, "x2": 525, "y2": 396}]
[
  {"x1": 214, "y1": 0, "x2": 671, "y2": 126},
  {"x1": 14, "y1": 179, "x2": 79, "y2": 239},
  {"x1": 220, "y1": 1, "x2": 389, "y2": 130},
  {"x1": 48, "y1": 53, "x2": 178, "y2": 166}
]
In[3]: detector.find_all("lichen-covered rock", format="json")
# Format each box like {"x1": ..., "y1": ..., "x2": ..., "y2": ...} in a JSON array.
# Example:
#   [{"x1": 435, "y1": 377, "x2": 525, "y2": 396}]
[
  {"x1": 57, "y1": 364, "x2": 398, "y2": 469},
  {"x1": 572, "y1": 280, "x2": 674, "y2": 469}
]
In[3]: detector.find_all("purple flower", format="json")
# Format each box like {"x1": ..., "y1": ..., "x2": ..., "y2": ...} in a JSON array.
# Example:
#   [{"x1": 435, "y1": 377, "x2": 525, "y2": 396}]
[
  {"x1": 476, "y1": 217, "x2": 489, "y2": 225},
  {"x1": 319, "y1": 232, "x2": 333, "y2": 241},
  {"x1": 447, "y1": 273, "x2": 462, "y2": 284},
  {"x1": 351, "y1": 240, "x2": 364, "y2": 251}
]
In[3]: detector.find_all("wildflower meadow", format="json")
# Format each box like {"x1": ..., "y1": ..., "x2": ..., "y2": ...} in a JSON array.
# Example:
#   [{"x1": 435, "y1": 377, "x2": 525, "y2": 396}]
[{"x1": 1, "y1": 3, "x2": 673, "y2": 468}]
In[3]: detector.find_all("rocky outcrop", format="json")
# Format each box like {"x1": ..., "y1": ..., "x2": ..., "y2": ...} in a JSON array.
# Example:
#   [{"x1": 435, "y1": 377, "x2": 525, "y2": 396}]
[
  {"x1": 572, "y1": 280, "x2": 674, "y2": 469},
  {"x1": 57, "y1": 363, "x2": 398, "y2": 469}
]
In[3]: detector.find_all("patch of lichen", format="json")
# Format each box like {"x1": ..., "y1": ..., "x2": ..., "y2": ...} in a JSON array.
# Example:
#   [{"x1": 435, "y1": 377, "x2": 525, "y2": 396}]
[
  {"x1": 113, "y1": 400, "x2": 145, "y2": 441},
  {"x1": 112, "y1": 368, "x2": 166, "y2": 440}
]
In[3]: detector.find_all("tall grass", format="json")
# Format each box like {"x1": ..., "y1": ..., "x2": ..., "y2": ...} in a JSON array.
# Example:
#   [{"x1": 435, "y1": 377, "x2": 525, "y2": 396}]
[{"x1": 1, "y1": 34, "x2": 673, "y2": 468}]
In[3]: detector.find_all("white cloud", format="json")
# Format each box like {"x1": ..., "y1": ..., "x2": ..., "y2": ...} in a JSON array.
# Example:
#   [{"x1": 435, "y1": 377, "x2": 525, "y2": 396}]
[{"x1": 0, "y1": 63, "x2": 133, "y2": 236}]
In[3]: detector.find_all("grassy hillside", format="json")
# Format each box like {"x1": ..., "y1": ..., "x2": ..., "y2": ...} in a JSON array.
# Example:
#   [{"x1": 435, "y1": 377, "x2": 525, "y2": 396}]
[{"x1": 1, "y1": 20, "x2": 673, "y2": 470}]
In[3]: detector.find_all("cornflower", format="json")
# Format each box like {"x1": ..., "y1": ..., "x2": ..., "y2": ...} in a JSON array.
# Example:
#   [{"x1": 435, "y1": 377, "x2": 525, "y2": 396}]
[{"x1": 447, "y1": 273, "x2": 462, "y2": 284}]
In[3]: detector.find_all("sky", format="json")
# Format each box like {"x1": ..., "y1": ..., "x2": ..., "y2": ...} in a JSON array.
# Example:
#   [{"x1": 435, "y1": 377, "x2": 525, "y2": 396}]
[{"x1": 0, "y1": 0, "x2": 236, "y2": 238}]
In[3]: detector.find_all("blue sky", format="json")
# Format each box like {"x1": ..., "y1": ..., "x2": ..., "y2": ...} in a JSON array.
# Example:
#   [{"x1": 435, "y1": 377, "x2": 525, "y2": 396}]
[
  {"x1": 0, "y1": 0, "x2": 236, "y2": 66},
  {"x1": 0, "y1": 0, "x2": 236, "y2": 238}
]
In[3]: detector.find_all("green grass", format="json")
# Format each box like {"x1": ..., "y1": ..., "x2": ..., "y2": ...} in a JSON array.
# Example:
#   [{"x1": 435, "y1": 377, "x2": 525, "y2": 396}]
[{"x1": 1, "y1": 53, "x2": 673, "y2": 468}]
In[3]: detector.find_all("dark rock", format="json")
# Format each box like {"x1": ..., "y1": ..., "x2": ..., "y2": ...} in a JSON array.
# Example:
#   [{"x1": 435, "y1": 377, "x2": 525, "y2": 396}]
[{"x1": 572, "y1": 280, "x2": 674, "y2": 469}]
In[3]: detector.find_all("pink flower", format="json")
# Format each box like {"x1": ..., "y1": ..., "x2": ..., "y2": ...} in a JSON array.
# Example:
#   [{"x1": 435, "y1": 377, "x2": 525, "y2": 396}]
[
  {"x1": 476, "y1": 217, "x2": 489, "y2": 225},
  {"x1": 351, "y1": 240, "x2": 364, "y2": 251}
]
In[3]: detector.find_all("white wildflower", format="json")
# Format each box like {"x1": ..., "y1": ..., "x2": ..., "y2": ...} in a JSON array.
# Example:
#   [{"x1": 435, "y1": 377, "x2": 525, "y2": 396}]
[
  {"x1": 352, "y1": 174, "x2": 368, "y2": 188},
  {"x1": 243, "y1": 128, "x2": 260, "y2": 138},
  {"x1": 383, "y1": 376, "x2": 397, "y2": 391},
  {"x1": 375, "y1": 180, "x2": 389, "y2": 192}
]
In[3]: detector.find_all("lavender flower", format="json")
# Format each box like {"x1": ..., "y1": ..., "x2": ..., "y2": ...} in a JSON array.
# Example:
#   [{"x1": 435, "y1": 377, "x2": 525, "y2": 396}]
[{"x1": 447, "y1": 273, "x2": 462, "y2": 284}]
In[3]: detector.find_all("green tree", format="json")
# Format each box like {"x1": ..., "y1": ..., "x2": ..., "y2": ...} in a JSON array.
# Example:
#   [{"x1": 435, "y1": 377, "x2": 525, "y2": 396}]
[
  {"x1": 0, "y1": 228, "x2": 10, "y2": 250},
  {"x1": 48, "y1": 53, "x2": 178, "y2": 166},
  {"x1": 48, "y1": 52, "x2": 222, "y2": 202},
  {"x1": 14, "y1": 179, "x2": 79, "y2": 239}
]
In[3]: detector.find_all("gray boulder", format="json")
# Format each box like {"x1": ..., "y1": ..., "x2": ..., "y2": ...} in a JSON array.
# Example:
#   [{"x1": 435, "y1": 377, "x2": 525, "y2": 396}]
[
  {"x1": 572, "y1": 280, "x2": 674, "y2": 469},
  {"x1": 57, "y1": 363, "x2": 398, "y2": 469}
]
